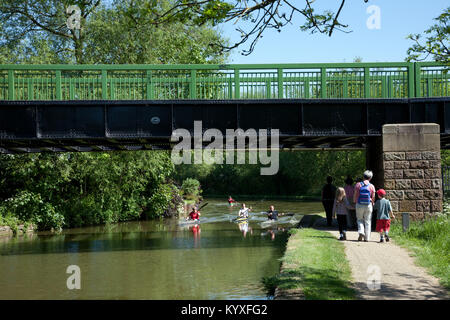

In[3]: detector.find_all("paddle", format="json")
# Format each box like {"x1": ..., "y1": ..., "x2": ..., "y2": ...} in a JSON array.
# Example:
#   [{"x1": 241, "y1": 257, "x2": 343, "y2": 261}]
[
  {"x1": 198, "y1": 202, "x2": 208, "y2": 210},
  {"x1": 232, "y1": 206, "x2": 252, "y2": 222}
]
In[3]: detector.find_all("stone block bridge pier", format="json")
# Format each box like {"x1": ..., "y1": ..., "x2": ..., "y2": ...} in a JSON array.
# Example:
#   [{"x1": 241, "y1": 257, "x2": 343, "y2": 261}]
[{"x1": 366, "y1": 124, "x2": 443, "y2": 220}]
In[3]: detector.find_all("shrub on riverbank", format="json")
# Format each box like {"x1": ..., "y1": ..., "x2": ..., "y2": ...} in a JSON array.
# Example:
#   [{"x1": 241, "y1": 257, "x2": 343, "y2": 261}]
[
  {"x1": 0, "y1": 151, "x2": 182, "y2": 231},
  {"x1": 264, "y1": 227, "x2": 355, "y2": 300},
  {"x1": 1, "y1": 191, "x2": 64, "y2": 231},
  {"x1": 390, "y1": 213, "x2": 450, "y2": 290},
  {"x1": 181, "y1": 178, "x2": 202, "y2": 201}
]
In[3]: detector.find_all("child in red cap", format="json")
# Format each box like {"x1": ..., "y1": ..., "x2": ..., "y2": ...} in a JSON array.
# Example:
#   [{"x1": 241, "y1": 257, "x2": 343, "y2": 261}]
[{"x1": 373, "y1": 189, "x2": 395, "y2": 243}]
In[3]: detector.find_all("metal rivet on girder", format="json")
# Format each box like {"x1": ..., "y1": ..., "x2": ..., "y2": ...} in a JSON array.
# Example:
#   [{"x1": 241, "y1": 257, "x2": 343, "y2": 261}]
[{"x1": 151, "y1": 116, "x2": 160, "y2": 125}]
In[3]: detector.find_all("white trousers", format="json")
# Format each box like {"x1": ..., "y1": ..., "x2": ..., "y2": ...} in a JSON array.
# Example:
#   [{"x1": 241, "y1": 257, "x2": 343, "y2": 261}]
[{"x1": 356, "y1": 203, "x2": 373, "y2": 241}]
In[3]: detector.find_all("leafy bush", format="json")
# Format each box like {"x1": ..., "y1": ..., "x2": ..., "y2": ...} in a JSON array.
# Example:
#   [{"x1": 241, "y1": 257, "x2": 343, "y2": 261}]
[
  {"x1": 1, "y1": 191, "x2": 64, "y2": 231},
  {"x1": 181, "y1": 178, "x2": 202, "y2": 199},
  {"x1": 146, "y1": 183, "x2": 183, "y2": 219},
  {"x1": 0, "y1": 151, "x2": 180, "y2": 231}
]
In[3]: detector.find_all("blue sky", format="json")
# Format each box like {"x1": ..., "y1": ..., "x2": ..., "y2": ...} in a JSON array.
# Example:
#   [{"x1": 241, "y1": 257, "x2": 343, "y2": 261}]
[{"x1": 219, "y1": 0, "x2": 449, "y2": 64}]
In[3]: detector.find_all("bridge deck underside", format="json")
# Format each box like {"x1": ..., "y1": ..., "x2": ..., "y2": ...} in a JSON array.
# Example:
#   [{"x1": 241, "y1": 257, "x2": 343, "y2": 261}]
[{"x1": 0, "y1": 98, "x2": 449, "y2": 153}]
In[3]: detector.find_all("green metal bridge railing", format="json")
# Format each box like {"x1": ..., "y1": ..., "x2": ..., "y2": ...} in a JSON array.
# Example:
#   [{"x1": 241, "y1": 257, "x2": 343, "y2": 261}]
[{"x1": 0, "y1": 62, "x2": 448, "y2": 101}]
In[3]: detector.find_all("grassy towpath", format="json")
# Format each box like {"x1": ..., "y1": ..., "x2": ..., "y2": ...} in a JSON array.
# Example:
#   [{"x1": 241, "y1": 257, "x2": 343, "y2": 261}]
[
  {"x1": 274, "y1": 213, "x2": 449, "y2": 300},
  {"x1": 273, "y1": 227, "x2": 356, "y2": 300}
]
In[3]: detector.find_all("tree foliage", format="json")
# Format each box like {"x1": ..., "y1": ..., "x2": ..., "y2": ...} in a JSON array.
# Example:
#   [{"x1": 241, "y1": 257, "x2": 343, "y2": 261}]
[
  {"x1": 174, "y1": 150, "x2": 366, "y2": 196},
  {"x1": 143, "y1": 0, "x2": 369, "y2": 55},
  {"x1": 0, "y1": 152, "x2": 181, "y2": 230},
  {"x1": 0, "y1": 0, "x2": 228, "y2": 64},
  {"x1": 0, "y1": 1, "x2": 229, "y2": 231},
  {"x1": 407, "y1": 7, "x2": 450, "y2": 64}
]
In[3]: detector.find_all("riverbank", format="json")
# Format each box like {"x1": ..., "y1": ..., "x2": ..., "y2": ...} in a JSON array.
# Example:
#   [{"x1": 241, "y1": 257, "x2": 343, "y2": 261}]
[
  {"x1": 272, "y1": 225, "x2": 356, "y2": 300},
  {"x1": 0, "y1": 224, "x2": 34, "y2": 237}
]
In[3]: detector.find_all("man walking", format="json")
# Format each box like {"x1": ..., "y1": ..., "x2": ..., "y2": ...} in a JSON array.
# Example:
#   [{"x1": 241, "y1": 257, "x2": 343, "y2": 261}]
[
  {"x1": 353, "y1": 170, "x2": 376, "y2": 241},
  {"x1": 322, "y1": 176, "x2": 337, "y2": 227}
]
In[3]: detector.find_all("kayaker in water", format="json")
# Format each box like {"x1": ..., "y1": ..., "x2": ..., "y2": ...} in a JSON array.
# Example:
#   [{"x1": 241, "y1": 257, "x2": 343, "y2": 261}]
[
  {"x1": 228, "y1": 196, "x2": 237, "y2": 206},
  {"x1": 267, "y1": 205, "x2": 285, "y2": 220},
  {"x1": 187, "y1": 206, "x2": 201, "y2": 221},
  {"x1": 238, "y1": 203, "x2": 252, "y2": 218}
]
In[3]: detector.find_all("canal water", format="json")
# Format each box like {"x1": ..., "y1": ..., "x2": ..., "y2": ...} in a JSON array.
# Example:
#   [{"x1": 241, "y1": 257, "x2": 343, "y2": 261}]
[{"x1": 0, "y1": 199, "x2": 323, "y2": 299}]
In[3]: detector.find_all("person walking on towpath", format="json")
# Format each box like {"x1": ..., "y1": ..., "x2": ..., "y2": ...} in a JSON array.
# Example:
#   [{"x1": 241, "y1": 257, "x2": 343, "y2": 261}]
[
  {"x1": 332, "y1": 187, "x2": 355, "y2": 240},
  {"x1": 344, "y1": 176, "x2": 357, "y2": 229},
  {"x1": 373, "y1": 189, "x2": 395, "y2": 243},
  {"x1": 322, "y1": 176, "x2": 337, "y2": 227},
  {"x1": 353, "y1": 170, "x2": 376, "y2": 242}
]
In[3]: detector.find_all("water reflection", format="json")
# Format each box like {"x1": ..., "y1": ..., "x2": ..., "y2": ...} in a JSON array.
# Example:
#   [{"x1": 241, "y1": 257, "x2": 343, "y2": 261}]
[{"x1": 237, "y1": 221, "x2": 253, "y2": 238}]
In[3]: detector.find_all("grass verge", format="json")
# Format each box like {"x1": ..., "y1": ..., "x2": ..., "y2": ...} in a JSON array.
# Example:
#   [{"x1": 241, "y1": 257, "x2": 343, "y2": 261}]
[
  {"x1": 390, "y1": 214, "x2": 450, "y2": 290},
  {"x1": 264, "y1": 227, "x2": 356, "y2": 300}
]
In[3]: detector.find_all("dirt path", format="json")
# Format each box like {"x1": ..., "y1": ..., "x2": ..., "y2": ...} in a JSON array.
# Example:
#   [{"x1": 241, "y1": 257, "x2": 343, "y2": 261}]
[{"x1": 315, "y1": 220, "x2": 448, "y2": 300}]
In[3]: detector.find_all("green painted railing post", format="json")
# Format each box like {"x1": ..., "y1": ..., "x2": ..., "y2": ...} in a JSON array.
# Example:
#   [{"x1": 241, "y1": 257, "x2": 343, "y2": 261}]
[
  {"x1": 427, "y1": 77, "x2": 433, "y2": 97},
  {"x1": 388, "y1": 76, "x2": 393, "y2": 98},
  {"x1": 110, "y1": 79, "x2": 115, "y2": 100},
  {"x1": 364, "y1": 67, "x2": 370, "y2": 98},
  {"x1": 414, "y1": 63, "x2": 422, "y2": 98},
  {"x1": 408, "y1": 62, "x2": 415, "y2": 98},
  {"x1": 381, "y1": 76, "x2": 387, "y2": 98},
  {"x1": 27, "y1": 79, "x2": 34, "y2": 100},
  {"x1": 101, "y1": 69, "x2": 108, "y2": 99},
  {"x1": 69, "y1": 79, "x2": 75, "y2": 100},
  {"x1": 55, "y1": 70, "x2": 62, "y2": 100},
  {"x1": 8, "y1": 69, "x2": 15, "y2": 100},
  {"x1": 321, "y1": 68, "x2": 327, "y2": 98},
  {"x1": 266, "y1": 80, "x2": 271, "y2": 99},
  {"x1": 234, "y1": 69, "x2": 240, "y2": 99},
  {"x1": 190, "y1": 69, "x2": 197, "y2": 99},
  {"x1": 343, "y1": 78, "x2": 348, "y2": 98},
  {"x1": 146, "y1": 70, "x2": 153, "y2": 99},
  {"x1": 228, "y1": 78, "x2": 233, "y2": 99},
  {"x1": 277, "y1": 68, "x2": 283, "y2": 99},
  {"x1": 304, "y1": 80, "x2": 310, "y2": 99}
]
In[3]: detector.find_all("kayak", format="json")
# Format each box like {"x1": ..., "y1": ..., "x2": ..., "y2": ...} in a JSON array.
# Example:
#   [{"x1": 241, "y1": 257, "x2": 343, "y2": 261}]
[
  {"x1": 233, "y1": 216, "x2": 248, "y2": 223},
  {"x1": 179, "y1": 219, "x2": 201, "y2": 226}
]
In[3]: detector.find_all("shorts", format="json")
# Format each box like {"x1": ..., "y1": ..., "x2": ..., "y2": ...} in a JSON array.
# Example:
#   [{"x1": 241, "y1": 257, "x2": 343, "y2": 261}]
[{"x1": 376, "y1": 219, "x2": 391, "y2": 232}]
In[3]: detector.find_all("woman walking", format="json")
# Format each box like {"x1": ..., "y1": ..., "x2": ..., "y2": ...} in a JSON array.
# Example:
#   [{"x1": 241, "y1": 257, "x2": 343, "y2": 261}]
[
  {"x1": 344, "y1": 176, "x2": 356, "y2": 229},
  {"x1": 353, "y1": 170, "x2": 376, "y2": 241}
]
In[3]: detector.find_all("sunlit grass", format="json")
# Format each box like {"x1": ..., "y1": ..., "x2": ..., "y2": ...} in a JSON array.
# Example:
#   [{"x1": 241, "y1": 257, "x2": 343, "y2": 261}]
[
  {"x1": 264, "y1": 227, "x2": 355, "y2": 300},
  {"x1": 390, "y1": 214, "x2": 450, "y2": 290}
]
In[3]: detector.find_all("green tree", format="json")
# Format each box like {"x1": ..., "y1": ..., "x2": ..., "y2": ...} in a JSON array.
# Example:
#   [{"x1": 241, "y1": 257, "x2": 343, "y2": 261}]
[
  {"x1": 407, "y1": 7, "x2": 450, "y2": 64},
  {"x1": 0, "y1": 0, "x2": 228, "y2": 64},
  {"x1": 0, "y1": 1, "x2": 229, "y2": 231}
]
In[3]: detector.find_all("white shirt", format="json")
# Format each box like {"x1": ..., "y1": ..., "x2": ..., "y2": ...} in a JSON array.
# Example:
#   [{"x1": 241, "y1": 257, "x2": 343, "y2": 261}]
[{"x1": 238, "y1": 208, "x2": 250, "y2": 218}]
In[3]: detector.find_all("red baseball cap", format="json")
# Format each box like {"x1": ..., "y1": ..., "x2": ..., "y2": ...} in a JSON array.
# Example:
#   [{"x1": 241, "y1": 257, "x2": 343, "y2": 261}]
[{"x1": 377, "y1": 189, "x2": 386, "y2": 197}]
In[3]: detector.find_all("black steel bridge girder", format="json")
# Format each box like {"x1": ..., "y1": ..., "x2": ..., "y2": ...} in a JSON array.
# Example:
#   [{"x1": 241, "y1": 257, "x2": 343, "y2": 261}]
[{"x1": 0, "y1": 98, "x2": 449, "y2": 153}]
